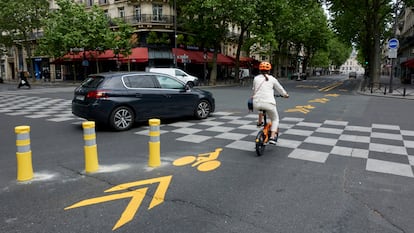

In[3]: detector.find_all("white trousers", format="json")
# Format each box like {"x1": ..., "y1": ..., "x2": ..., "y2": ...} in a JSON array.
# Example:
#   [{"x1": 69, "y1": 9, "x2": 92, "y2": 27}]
[{"x1": 253, "y1": 102, "x2": 279, "y2": 132}]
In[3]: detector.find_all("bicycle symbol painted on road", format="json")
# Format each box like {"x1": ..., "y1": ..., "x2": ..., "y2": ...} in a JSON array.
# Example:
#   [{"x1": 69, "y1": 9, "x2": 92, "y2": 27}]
[{"x1": 173, "y1": 148, "x2": 223, "y2": 172}]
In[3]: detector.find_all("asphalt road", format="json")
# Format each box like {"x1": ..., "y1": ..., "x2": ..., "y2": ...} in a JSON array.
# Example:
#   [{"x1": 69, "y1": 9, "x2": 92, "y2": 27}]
[{"x1": 1, "y1": 75, "x2": 413, "y2": 233}]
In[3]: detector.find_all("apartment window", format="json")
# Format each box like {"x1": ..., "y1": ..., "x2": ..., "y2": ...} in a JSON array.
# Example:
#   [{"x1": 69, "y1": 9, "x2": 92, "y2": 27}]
[
  {"x1": 99, "y1": 0, "x2": 108, "y2": 4},
  {"x1": 86, "y1": 0, "x2": 93, "y2": 7},
  {"x1": 118, "y1": 7, "x2": 125, "y2": 18},
  {"x1": 152, "y1": 4, "x2": 163, "y2": 22},
  {"x1": 134, "y1": 5, "x2": 141, "y2": 22}
]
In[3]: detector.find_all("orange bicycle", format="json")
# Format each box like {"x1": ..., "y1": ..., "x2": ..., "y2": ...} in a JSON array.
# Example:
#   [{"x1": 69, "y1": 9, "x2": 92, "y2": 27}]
[{"x1": 255, "y1": 95, "x2": 283, "y2": 156}]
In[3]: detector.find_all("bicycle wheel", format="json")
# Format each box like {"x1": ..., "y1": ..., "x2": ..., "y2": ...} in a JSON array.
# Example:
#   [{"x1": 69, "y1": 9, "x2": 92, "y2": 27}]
[{"x1": 255, "y1": 130, "x2": 266, "y2": 156}]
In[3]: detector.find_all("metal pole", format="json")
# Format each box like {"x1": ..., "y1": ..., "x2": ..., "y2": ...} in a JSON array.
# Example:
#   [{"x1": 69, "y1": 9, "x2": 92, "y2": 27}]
[{"x1": 389, "y1": 1, "x2": 400, "y2": 94}]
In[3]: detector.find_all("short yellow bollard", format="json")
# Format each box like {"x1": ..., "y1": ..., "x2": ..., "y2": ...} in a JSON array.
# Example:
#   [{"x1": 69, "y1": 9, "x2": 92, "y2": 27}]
[
  {"x1": 148, "y1": 119, "x2": 161, "y2": 167},
  {"x1": 15, "y1": 125, "x2": 33, "y2": 182},
  {"x1": 82, "y1": 121, "x2": 99, "y2": 173}
]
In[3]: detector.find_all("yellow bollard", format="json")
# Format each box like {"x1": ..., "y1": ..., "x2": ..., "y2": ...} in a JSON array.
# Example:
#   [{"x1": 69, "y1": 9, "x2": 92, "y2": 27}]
[
  {"x1": 15, "y1": 125, "x2": 33, "y2": 182},
  {"x1": 82, "y1": 121, "x2": 99, "y2": 173},
  {"x1": 148, "y1": 119, "x2": 161, "y2": 167}
]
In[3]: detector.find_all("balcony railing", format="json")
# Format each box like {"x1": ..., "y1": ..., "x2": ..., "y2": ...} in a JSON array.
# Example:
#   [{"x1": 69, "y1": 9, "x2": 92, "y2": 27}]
[{"x1": 116, "y1": 14, "x2": 174, "y2": 26}]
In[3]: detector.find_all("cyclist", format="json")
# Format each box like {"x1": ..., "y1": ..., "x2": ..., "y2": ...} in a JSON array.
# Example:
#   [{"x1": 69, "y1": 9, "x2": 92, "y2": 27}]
[{"x1": 252, "y1": 61, "x2": 289, "y2": 144}]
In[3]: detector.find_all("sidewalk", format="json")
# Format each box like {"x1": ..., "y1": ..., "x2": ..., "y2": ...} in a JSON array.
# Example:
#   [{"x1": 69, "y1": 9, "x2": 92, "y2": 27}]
[{"x1": 358, "y1": 75, "x2": 414, "y2": 100}]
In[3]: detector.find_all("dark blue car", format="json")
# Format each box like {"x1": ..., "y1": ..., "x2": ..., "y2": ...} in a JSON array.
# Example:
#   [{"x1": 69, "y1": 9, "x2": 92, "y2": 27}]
[{"x1": 72, "y1": 71, "x2": 215, "y2": 131}]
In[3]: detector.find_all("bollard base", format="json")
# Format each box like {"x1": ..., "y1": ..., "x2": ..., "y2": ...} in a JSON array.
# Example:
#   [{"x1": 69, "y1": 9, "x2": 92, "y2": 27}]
[
  {"x1": 84, "y1": 145, "x2": 99, "y2": 173},
  {"x1": 148, "y1": 141, "x2": 161, "y2": 167},
  {"x1": 16, "y1": 151, "x2": 33, "y2": 181}
]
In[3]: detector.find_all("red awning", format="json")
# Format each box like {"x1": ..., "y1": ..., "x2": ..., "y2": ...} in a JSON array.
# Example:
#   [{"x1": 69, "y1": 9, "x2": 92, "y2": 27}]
[
  {"x1": 402, "y1": 58, "x2": 414, "y2": 68},
  {"x1": 172, "y1": 48, "x2": 234, "y2": 65},
  {"x1": 119, "y1": 47, "x2": 148, "y2": 63}
]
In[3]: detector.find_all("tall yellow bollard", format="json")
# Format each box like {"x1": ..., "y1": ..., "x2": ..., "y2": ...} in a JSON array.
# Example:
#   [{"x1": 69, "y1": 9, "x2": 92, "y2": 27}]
[
  {"x1": 148, "y1": 119, "x2": 161, "y2": 167},
  {"x1": 15, "y1": 125, "x2": 33, "y2": 181},
  {"x1": 82, "y1": 121, "x2": 99, "y2": 173}
]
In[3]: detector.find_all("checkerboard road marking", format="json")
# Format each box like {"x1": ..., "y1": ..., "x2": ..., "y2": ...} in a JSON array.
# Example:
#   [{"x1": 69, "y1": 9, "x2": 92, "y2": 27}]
[{"x1": 134, "y1": 112, "x2": 414, "y2": 178}]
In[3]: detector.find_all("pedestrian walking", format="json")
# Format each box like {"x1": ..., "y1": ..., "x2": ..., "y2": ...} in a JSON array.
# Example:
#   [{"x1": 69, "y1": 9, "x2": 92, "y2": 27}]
[
  {"x1": 17, "y1": 71, "x2": 31, "y2": 89},
  {"x1": 43, "y1": 68, "x2": 50, "y2": 82}
]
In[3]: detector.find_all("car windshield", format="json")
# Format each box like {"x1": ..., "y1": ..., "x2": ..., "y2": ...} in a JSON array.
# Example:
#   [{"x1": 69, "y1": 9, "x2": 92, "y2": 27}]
[{"x1": 81, "y1": 76, "x2": 105, "y2": 88}]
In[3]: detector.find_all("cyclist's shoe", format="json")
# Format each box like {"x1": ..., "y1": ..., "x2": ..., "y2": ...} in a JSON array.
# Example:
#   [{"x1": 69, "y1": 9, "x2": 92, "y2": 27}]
[
  {"x1": 268, "y1": 137, "x2": 277, "y2": 145},
  {"x1": 257, "y1": 122, "x2": 264, "y2": 127}
]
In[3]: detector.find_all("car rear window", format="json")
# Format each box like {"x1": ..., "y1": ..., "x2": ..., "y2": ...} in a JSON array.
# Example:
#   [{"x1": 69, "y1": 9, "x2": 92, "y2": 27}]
[{"x1": 81, "y1": 76, "x2": 105, "y2": 88}]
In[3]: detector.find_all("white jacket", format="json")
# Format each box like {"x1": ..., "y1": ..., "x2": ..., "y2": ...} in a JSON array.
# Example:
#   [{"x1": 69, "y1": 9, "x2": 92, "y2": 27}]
[{"x1": 252, "y1": 74, "x2": 287, "y2": 106}]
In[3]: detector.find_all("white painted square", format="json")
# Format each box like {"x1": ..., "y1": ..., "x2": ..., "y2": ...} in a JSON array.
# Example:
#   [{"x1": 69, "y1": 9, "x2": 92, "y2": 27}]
[
  {"x1": 176, "y1": 134, "x2": 211, "y2": 143},
  {"x1": 404, "y1": 140, "x2": 414, "y2": 148},
  {"x1": 198, "y1": 120, "x2": 225, "y2": 126},
  {"x1": 339, "y1": 134, "x2": 370, "y2": 143},
  {"x1": 372, "y1": 124, "x2": 400, "y2": 131},
  {"x1": 205, "y1": 126, "x2": 234, "y2": 132},
  {"x1": 277, "y1": 138, "x2": 302, "y2": 149},
  {"x1": 172, "y1": 128, "x2": 202, "y2": 134},
  {"x1": 215, "y1": 132, "x2": 247, "y2": 140},
  {"x1": 221, "y1": 116, "x2": 242, "y2": 120},
  {"x1": 228, "y1": 119, "x2": 252, "y2": 125},
  {"x1": 371, "y1": 132, "x2": 403, "y2": 141},
  {"x1": 369, "y1": 143, "x2": 407, "y2": 155},
  {"x1": 331, "y1": 146, "x2": 353, "y2": 156},
  {"x1": 226, "y1": 140, "x2": 255, "y2": 151},
  {"x1": 288, "y1": 149, "x2": 329, "y2": 163},
  {"x1": 304, "y1": 136, "x2": 338, "y2": 146},
  {"x1": 316, "y1": 127, "x2": 344, "y2": 135},
  {"x1": 401, "y1": 130, "x2": 414, "y2": 136},
  {"x1": 324, "y1": 120, "x2": 348, "y2": 126},
  {"x1": 297, "y1": 122, "x2": 322, "y2": 128},
  {"x1": 408, "y1": 155, "x2": 414, "y2": 166},
  {"x1": 167, "y1": 122, "x2": 195, "y2": 127},
  {"x1": 366, "y1": 159, "x2": 413, "y2": 177},
  {"x1": 281, "y1": 117, "x2": 304, "y2": 122},
  {"x1": 283, "y1": 129, "x2": 314, "y2": 136},
  {"x1": 279, "y1": 123, "x2": 295, "y2": 129}
]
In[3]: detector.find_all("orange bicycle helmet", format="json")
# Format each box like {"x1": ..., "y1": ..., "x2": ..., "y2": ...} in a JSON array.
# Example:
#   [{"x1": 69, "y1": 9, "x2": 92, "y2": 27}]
[{"x1": 259, "y1": 62, "x2": 272, "y2": 71}]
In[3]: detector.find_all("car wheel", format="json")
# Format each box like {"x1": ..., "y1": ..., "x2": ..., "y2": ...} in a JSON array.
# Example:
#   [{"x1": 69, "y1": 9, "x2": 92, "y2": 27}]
[
  {"x1": 194, "y1": 100, "x2": 211, "y2": 119},
  {"x1": 109, "y1": 106, "x2": 135, "y2": 131},
  {"x1": 187, "y1": 81, "x2": 194, "y2": 88}
]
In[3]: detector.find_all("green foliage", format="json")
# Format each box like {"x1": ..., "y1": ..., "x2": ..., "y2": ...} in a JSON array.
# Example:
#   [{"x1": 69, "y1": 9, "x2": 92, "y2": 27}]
[
  {"x1": 37, "y1": 0, "x2": 133, "y2": 58},
  {"x1": 0, "y1": 0, "x2": 49, "y2": 48}
]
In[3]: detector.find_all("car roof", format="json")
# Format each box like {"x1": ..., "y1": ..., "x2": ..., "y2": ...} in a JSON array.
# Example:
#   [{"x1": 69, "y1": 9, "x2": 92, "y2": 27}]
[{"x1": 88, "y1": 71, "x2": 150, "y2": 78}]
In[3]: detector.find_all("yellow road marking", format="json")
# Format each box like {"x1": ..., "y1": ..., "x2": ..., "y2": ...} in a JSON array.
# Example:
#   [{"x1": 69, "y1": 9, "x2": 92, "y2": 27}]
[
  {"x1": 325, "y1": 94, "x2": 340, "y2": 97},
  {"x1": 318, "y1": 82, "x2": 343, "y2": 92},
  {"x1": 65, "y1": 175, "x2": 173, "y2": 230},
  {"x1": 285, "y1": 105, "x2": 315, "y2": 114},
  {"x1": 308, "y1": 98, "x2": 330, "y2": 103}
]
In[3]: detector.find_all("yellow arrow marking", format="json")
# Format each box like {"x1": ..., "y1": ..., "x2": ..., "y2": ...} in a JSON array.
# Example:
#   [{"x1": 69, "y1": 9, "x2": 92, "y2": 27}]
[
  {"x1": 325, "y1": 94, "x2": 340, "y2": 97},
  {"x1": 284, "y1": 105, "x2": 315, "y2": 114},
  {"x1": 65, "y1": 175, "x2": 172, "y2": 230},
  {"x1": 308, "y1": 98, "x2": 330, "y2": 103}
]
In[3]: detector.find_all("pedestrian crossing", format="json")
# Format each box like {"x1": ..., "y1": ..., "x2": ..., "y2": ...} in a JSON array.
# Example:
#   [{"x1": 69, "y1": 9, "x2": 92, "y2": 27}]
[
  {"x1": 1, "y1": 94, "x2": 413, "y2": 179},
  {"x1": 134, "y1": 112, "x2": 414, "y2": 178},
  {"x1": 0, "y1": 94, "x2": 79, "y2": 122}
]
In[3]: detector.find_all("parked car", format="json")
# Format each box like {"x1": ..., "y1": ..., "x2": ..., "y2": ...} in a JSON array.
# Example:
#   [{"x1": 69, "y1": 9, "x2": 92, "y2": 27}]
[
  {"x1": 72, "y1": 71, "x2": 215, "y2": 131},
  {"x1": 348, "y1": 72, "x2": 357, "y2": 79},
  {"x1": 148, "y1": 67, "x2": 199, "y2": 87}
]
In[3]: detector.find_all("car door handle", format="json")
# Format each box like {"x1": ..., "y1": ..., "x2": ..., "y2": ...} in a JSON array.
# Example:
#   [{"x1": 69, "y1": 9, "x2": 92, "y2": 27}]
[
  {"x1": 164, "y1": 95, "x2": 171, "y2": 98},
  {"x1": 135, "y1": 93, "x2": 142, "y2": 97}
]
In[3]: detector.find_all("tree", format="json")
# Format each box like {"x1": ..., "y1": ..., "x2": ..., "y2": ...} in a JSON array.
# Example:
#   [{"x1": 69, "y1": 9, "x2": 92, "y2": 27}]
[
  {"x1": 37, "y1": 0, "x2": 133, "y2": 76},
  {"x1": 177, "y1": 0, "x2": 234, "y2": 85},
  {"x1": 0, "y1": 0, "x2": 49, "y2": 78},
  {"x1": 327, "y1": 0, "x2": 414, "y2": 85}
]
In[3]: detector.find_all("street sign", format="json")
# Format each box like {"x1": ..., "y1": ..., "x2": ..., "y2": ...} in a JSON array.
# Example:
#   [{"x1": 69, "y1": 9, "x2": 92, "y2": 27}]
[
  {"x1": 388, "y1": 48, "x2": 397, "y2": 58},
  {"x1": 388, "y1": 38, "x2": 399, "y2": 49}
]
